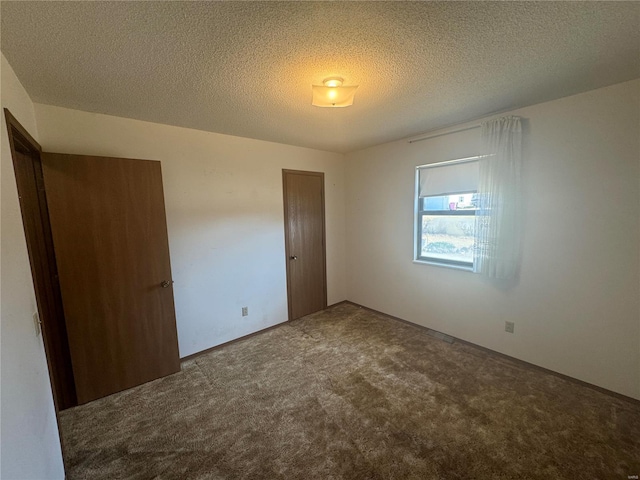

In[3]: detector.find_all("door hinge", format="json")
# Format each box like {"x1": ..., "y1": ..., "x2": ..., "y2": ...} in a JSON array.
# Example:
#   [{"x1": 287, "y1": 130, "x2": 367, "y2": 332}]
[{"x1": 33, "y1": 311, "x2": 42, "y2": 337}]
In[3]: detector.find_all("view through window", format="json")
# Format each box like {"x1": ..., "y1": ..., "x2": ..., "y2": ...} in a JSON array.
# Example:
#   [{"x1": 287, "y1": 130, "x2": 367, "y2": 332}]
[{"x1": 417, "y1": 192, "x2": 477, "y2": 267}]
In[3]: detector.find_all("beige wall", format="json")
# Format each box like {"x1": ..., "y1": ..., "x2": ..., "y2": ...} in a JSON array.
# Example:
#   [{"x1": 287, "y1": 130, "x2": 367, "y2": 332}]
[
  {"x1": 1, "y1": 53, "x2": 65, "y2": 479},
  {"x1": 33, "y1": 104, "x2": 346, "y2": 357},
  {"x1": 344, "y1": 79, "x2": 640, "y2": 400}
]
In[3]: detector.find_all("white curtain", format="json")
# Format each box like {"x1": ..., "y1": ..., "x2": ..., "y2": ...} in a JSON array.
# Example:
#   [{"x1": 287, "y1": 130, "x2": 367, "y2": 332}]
[{"x1": 473, "y1": 116, "x2": 522, "y2": 279}]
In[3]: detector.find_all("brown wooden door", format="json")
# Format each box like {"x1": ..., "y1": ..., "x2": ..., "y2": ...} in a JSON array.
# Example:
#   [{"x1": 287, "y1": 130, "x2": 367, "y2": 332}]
[
  {"x1": 282, "y1": 170, "x2": 327, "y2": 320},
  {"x1": 41, "y1": 153, "x2": 180, "y2": 404}
]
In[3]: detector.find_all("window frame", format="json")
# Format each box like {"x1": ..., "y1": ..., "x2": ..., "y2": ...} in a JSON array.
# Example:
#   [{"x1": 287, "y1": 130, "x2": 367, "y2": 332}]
[{"x1": 414, "y1": 156, "x2": 481, "y2": 270}]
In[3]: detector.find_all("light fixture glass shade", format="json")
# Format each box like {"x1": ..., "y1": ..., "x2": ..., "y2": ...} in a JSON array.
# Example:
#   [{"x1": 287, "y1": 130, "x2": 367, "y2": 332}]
[{"x1": 312, "y1": 85, "x2": 359, "y2": 107}]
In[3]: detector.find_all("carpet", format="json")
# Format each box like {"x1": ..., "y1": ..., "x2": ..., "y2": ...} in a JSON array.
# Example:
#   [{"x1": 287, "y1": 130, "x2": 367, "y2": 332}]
[{"x1": 59, "y1": 302, "x2": 640, "y2": 479}]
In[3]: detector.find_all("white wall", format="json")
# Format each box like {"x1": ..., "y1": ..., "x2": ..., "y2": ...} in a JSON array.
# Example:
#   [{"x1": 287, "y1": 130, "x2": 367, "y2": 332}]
[
  {"x1": 33, "y1": 105, "x2": 346, "y2": 357},
  {"x1": 345, "y1": 79, "x2": 640, "y2": 400},
  {"x1": 1, "y1": 54, "x2": 66, "y2": 479}
]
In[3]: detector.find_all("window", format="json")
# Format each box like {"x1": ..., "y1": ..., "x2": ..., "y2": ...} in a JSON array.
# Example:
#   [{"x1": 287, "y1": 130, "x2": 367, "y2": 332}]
[{"x1": 415, "y1": 157, "x2": 480, "y2": 269}]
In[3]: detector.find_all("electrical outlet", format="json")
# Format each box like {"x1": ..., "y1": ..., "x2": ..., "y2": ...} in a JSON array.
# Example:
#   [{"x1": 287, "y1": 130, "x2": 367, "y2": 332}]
[
  {"x1": 505, "y1": 321, "x2": 515, "y2": 334},
  {"x1": 241, "y1": 307, "x2": 248, "y2": 317}
]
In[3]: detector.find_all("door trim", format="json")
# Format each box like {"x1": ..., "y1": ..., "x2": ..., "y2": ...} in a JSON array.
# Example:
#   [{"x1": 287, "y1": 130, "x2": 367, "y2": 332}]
[
  {"x1": 4, "y1": 109, "x2": 78, "y2": 412},
  {"x1": 282, "y1": 169, "x2": 327, "y2": 321}
]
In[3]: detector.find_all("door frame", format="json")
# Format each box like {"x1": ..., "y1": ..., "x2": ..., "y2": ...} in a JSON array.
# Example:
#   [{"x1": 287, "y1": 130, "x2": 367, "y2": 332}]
[
  {"x1": 4, "y1": 108, "x2": 78, "y2": 412},
  {"x1": 282, "y1": 169, "x2": 327, "y2": 321}
]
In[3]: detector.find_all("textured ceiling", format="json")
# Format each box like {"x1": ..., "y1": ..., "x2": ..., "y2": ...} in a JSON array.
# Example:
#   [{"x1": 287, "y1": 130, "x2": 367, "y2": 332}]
[{"x1": 1, "y1": 1, "x2": 639, "y2": 153}]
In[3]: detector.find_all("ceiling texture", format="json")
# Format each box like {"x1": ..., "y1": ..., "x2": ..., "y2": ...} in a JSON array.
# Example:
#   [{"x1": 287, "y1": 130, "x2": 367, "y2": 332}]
[{"x1": 1, "y1": 1, "x2": 639, "y2": 153}]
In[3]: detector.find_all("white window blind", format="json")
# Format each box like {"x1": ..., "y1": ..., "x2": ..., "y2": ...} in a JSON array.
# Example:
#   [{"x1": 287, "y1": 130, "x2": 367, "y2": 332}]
[{"x1": 418, "y1": 159, "x2": 479, "y2": 197}]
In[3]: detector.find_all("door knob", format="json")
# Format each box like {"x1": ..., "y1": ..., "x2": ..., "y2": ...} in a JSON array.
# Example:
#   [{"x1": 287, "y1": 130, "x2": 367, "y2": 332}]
[
  {"x1": 290, "y1": 255, "x2": 298, "y2": 260},
  {"x1": 161, "y1": 280, "x2": 174, "y2": 288}
]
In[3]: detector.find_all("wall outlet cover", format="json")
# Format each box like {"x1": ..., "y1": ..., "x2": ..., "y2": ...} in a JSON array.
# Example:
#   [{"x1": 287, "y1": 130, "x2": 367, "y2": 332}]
[
  {"x1": 242, "y1": 307, "x2": 248, "y2": 317},
  {"x1": 505, "y1": 321, "x2": 515, "y2": 334}
]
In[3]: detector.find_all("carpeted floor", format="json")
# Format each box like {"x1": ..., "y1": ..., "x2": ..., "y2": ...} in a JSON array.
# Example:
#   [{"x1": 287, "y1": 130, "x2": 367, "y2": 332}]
[{"x1": 59, "y1": 302, "x2": 640, "y2": 479}]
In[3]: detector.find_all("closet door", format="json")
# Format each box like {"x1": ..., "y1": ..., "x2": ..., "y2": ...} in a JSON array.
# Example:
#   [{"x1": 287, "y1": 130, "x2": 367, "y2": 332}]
[
  {"x1": 42, "y1": 153, "x2": 180, "y2": 404},
  {"x1": 282, "y1": 169, "x2": 327, "y2": 320}
]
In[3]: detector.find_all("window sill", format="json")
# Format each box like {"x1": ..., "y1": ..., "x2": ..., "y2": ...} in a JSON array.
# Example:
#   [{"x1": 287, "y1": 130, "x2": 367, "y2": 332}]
[{"x1": 413, "y1": 259, "x2": 474, "y2": 272}]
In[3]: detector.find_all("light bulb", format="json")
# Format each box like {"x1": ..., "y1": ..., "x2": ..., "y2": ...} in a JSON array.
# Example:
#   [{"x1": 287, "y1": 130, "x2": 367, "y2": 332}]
[{"x1": 323, "y1": 77, "x2": 343, "y2": 88}]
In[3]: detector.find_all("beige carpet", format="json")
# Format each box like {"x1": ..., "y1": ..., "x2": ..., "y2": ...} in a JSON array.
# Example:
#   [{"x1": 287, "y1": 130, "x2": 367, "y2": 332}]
[{"x1": 60, "y1": 303, "x2": 640, "y2": 479}]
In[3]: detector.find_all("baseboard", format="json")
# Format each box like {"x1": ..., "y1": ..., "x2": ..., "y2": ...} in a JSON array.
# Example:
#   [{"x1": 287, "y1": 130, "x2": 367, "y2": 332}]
[
  {"x1": 180, "y1": 320, "x2": 288, "y2": 362},
  {"x1": 181, "y1": 301, "x2": 347, "y2": 362},
  {"x1": 342, "y1": 301, "x2": 640, "y2": 406},
  {"x1": 327, "y1": 299, "x2": 349, "y2": 308},
  {"x1": 181, "y1": 301, "x2": 350, "y2": 362},
  {"x1": 179, "y1": 300, "x2": 638, "y2": 406}
]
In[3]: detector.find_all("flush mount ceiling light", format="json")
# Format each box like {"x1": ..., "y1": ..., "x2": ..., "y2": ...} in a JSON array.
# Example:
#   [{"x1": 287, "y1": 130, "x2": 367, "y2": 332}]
[{"x1": 312, "y1": 77, "x2": 359, "y2": 107}]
